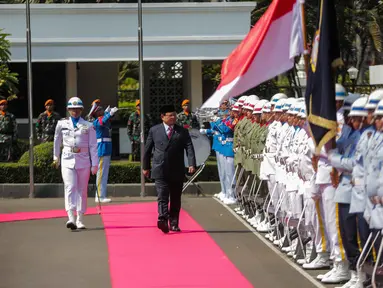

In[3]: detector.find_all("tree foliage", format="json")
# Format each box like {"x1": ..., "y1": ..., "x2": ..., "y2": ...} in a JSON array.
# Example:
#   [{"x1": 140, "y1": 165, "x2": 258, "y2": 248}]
[{"x1": 0, "y1": 29, "x2": 18, "y2": 100}]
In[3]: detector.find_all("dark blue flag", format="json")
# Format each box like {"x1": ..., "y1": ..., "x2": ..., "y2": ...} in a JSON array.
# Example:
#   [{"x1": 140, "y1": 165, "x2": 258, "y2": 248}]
[{"x1": 305, "y1": 0, "x2": 343, "y2": 154}]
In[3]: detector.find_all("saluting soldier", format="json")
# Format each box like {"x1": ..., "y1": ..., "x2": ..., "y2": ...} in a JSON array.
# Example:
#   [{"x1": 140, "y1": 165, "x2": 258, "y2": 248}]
[
  {"x1": 127, "y1": 100, "x2": 152, "y2": 162},
  {"x1": 36, "y1": 99, "x2": 61, "y2": 143},
  {"x1": 85, "y1": 99, "x2": 101, "y2": 122},
  {"x1": 176, "y1": 99, "x2": 199, "y2": 129},
  {"x1": 89, "y1": 102, "x2": 119, "y2": 203},
  {"x1": 0, "y1": 98, "x2": 17, "y2": 162}
]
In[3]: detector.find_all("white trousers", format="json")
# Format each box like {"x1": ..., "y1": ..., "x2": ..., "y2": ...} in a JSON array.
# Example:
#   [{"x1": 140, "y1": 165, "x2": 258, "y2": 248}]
[
  {"x1": 304, "y1": 196, "x2": 324, "y2": 254},
  {"x1": 216, "y1": 152, "x2": 225, "y2": 194},
  {"x1": 221, "y1": 156, "x2": 235, "y2": 199},
  {"x1": 316, "y1": 184, "x2": 345, "y2": 262},
  {"x1": 62, "y1": 166, "x2": 90, "y2": 214}
]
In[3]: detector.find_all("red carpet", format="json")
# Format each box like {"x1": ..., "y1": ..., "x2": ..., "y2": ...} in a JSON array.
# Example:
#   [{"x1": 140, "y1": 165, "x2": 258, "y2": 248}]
[
  {"x1": 0, "y1": 207, "x2": 99, "y2": 223},
  {"x1": 102, "y1": 202, "x2": 253, "y2": 288}
]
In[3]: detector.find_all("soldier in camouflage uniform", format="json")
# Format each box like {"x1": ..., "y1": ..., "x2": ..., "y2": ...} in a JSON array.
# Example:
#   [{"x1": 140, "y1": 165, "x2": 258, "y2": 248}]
[
  {"x1": 176, "y1": 99, "x2": 199, "y2": 130},
  {"x1": 127, "y1": 100, "x2": 152, "y2": 162},
  {"x1": 85, "y1": 99, "x2": 101, "y2": 122},
  {"x1": 0, "y1": 99, "x2": 17, "y2": 162},
  {"x1": 36, "y1": 99, "x2": 61, "y2": 143}
]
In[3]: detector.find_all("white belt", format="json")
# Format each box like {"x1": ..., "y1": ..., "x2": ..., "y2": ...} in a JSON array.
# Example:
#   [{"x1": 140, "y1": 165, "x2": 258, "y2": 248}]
[
  {"x1": 63, "y1": 146, "x2": 89, "y2": 153},
  {"x1": 97, "y1": 137, "x2": 112, "y2": 143},
  {"x1": 352, "y1": 177, "x2": 364, "y2": 186},
  {"x1": 226, "y1": 138, "x2": 233, "y2": 142}
]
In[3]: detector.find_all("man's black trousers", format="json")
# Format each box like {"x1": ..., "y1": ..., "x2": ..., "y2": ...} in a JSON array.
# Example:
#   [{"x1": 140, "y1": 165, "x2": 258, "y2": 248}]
[{"x1": 155, "y1": 179, "x2": 183, "y2": 225}]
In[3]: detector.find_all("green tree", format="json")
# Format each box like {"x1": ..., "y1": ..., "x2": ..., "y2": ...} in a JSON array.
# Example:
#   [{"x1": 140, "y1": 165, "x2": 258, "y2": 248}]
[{"x1": 0, "y1": 29, "x2": 18, "y2": 100}]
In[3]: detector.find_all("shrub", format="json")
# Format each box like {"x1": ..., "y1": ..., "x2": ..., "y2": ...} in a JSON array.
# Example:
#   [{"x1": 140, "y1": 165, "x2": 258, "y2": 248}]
[
  {"x1": 19, "y1": 141, "x2": 54, "y2": 167},
  {"x1": 0, "y1": 161, "x2": 219, "y2": 184}
]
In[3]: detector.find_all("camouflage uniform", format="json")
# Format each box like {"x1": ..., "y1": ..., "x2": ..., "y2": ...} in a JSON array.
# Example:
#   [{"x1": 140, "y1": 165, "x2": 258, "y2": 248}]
[
  {"x1": 36, "y1": 111, "x2": 61, "y2": 142},
  {"x1": 0, "y1": 111, "x2": 17, "y2": 162},
  {"x1": 127, "y1": 112, "x2": 152, "y2": 161},
  {"x1": 176, "y1": 111, "x2": 200, "y2": 130}
]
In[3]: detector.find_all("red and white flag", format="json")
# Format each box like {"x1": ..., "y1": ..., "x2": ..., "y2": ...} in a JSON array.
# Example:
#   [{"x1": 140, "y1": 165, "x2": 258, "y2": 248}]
[{"x1": 202, "y1": 0, "x2": 304, "y2": 108}]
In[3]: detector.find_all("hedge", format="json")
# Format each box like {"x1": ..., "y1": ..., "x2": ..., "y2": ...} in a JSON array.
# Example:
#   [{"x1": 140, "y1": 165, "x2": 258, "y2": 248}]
[
  {"x1": 0, "y1": 162, "x2": 219, "y2": 183},
  {"x1": 0, "y1": 142, "x2": 219, "y2": 183}
]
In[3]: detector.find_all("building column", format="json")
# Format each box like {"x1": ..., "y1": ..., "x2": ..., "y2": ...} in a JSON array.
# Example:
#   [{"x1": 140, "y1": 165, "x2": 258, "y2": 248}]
[
  {"x1": 66, "y1": 62, "x2": 78, "y2": 102},
  {"x1": 188, "y1": 60, "x2": 203, "y2": 111}
]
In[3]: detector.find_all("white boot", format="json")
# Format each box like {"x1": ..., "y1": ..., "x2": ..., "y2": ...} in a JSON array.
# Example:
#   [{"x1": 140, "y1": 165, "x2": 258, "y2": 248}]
[
  {"x1": 302, "y1": 252, "x2": 330, "y2": 270},
  {"x1": 335, "y1": 270, "x2": 357, "y2": 288},
  {"x1": 321, "y1": 261, "x2": 350, "y2": 284},
  {"x1": 297, "y1": 247, "x2": 313, "y2": 265},
  {"x1": 76, "y1": 212, "x2": 86, "y2": 229},
  {"x1": 352, "y1": 271, "x2": 367, "y2": 288},
  {"x1": 66, "y1": 210, "x2": 77, "y2": 230}
]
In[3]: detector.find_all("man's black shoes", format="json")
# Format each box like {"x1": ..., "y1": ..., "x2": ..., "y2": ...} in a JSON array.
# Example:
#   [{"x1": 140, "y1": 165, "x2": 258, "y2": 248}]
[
  {"x1": 157, "y1": 219, "x2": 169, "y2": 234},
  {"x1": 170, "y1": 225, "x2": 181, "y2": 232}
]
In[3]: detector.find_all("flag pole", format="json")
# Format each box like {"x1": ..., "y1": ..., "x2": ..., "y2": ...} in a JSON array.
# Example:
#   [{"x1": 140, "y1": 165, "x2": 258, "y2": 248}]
[
  {"x1": 138, "y1": 0, "x2": 145, "y2": 197},
  {"x1": 26, "y1": 0, "x2": 34, "y2": 198},
  {"x1": 300, "y1": 0, "x2": 309, "y2": 76}
]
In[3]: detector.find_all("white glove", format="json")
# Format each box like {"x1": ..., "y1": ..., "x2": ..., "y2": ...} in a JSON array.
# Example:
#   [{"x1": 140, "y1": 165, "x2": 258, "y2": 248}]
[
  {"x1": 91, "y1": 166, "x2": 98, "y2": 175},
  {"x1": 199, "y1": 129, "x2": 207, "y2": 135},
  {"x1": 105, "y1": 105, "x2": 111, "y2": 113},
  {"x1": 110, "y1": 107, "x2": 119, "y2": 116}
]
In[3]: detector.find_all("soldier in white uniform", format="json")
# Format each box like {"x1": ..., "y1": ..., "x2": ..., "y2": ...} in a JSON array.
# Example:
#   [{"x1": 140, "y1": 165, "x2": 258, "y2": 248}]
[{"x1": 53, "y1": 97, "x2": 98, "y2": 230}]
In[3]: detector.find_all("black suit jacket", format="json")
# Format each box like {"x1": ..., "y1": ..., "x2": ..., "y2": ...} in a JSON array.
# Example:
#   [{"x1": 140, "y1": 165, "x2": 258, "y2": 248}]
[{"x1": 143, "y1": 123, "x2": 196, "y2": 181}]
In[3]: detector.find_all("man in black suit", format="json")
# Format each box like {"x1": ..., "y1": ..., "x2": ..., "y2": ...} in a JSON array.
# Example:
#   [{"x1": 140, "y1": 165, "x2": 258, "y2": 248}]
[{"x1": 143, "y1": 105, "x2": 196, "y2": 233}]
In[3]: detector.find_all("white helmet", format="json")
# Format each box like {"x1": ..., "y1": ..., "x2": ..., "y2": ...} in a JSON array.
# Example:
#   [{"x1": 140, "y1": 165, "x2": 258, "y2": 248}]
[
  {"x1": 374, "y1": 99, "x2": 383, "y2": 116},
  {"x1": 67, "y1": 97, "x2": 84, "y2": 109},
  {"x1": 298, "y1": 105, "x2": 307, "y2": 118},
  {"x1": 248, "y1": 94, "x2": 260, "y2": 101},
  {"x1": 237, "y1": 95, "x2": 248, "y2": 106},
  {"x1": 270, "y1": 93, "x2": 287, "y2": 106},
  {"x1": 231, "y1": 104, "x2": 240, "y2": 112},
  {"x1": 292, "y1": 102, "x2": 305, "y2": 115},
  {"x1": 335, "y1": 84, "x2": 347, "y2": 101},
  {"x1": 243, "y1": 95, "x2": 259, "y2": 110},
  {"x1": 253, "y1": 99, "x2": 269, "y2": 114},
  {"x1": 349, "y1": 97, "x2": 368, "y2": 117},
  {"x1": 282, "y1": 98, "x2": 296, "y2": 111},
  {"x1": 365, "y1": 89, "x2": 383, "y2": 110},
  {"x1": 342, "y1": 94, "x2": 360, "y2": 111},
  {"x1": 274, "y1": 99, "x2": 286, "y2": 113},
  {"x1": 262, "y1": 102, "x2": 272, "y2": 113}
]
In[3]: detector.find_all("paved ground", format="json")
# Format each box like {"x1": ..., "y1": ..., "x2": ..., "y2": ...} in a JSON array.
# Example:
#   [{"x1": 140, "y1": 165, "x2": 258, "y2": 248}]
[{"x1": 0, "y1": 196, "x2": 333, "y2": 288}]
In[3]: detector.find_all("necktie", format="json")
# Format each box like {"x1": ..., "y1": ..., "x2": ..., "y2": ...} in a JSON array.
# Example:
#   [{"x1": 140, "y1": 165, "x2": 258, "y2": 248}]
[{"x1": 167, "y1": 126, "x2": 173, "y2": 139}]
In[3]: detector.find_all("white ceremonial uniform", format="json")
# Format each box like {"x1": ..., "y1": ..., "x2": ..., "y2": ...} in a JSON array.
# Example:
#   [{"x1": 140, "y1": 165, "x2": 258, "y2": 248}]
[
  {"x1": 274, "y1": 122, "x2": 290, "y2": 207},
  {"x1": 54, "y1": 117, "x2": 98, "y2": 214},
  {"x1": 279, "y1": 124, "x2": 296, "y2": 214},
  {"x1": 297, "y1": 127, "x2": 323, "y2": 248},
  {"x1": 263, "y1": 120, "x2": 280, "y2": 198},
  {"x1": 366, "y1": 131, "x2": 383, "y2": 228}
]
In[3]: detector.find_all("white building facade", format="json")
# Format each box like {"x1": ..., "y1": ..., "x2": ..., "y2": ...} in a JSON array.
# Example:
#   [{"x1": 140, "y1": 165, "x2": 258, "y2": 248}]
[{"x1": 1, "y1": 2, "x2": 255, "y2": 153}]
